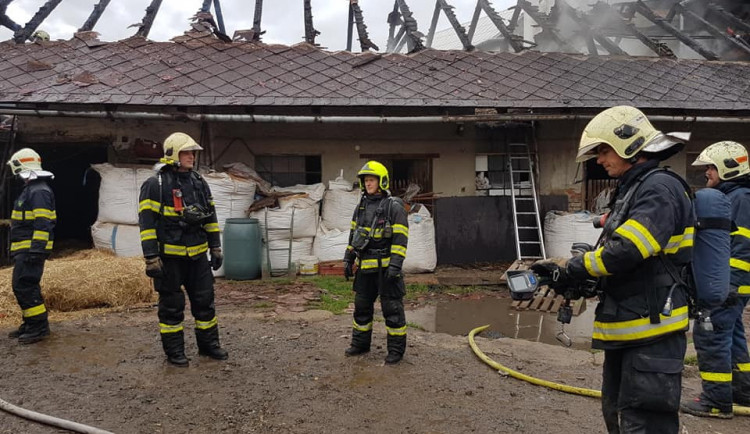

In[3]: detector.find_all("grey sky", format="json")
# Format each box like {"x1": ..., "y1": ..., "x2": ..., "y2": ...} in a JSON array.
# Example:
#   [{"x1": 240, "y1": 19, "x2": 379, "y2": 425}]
[{"x1": 0, "y1": 0, "x2": 514, "y2": 50}]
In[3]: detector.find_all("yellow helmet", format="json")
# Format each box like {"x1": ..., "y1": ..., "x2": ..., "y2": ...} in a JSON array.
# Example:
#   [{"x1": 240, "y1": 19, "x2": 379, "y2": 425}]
[
  {"x1": 577, "y1": 106, "x2": 662, "y2": 163},
  {"x1": 31, "y1": 30, "x2": 50, "y2": 42},
  {"x1": 357, "y1": 160, "x2": 389, "y2": 191},
  {"x1": 7, "y1": 148, "x2": 43, "y2": 175},
  {"x1": 161, "y1": 132, "x2": 203, "y2": 166},
  {"x1": 692, "y1": 141, "x2": 750, "y2": 181}
]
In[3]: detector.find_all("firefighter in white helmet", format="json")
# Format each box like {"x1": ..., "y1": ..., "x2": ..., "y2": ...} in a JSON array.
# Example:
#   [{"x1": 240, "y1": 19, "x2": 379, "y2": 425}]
[
  {"x1": 343, "y1": 161, "x2": 409, "y2": 364},
  {"x1": 31, "y1": 30, "x2": 49, "y2": 42},
  {"x1": 6, "y1": 148, "x2": 56, "y2": 344},
  {"x1": 138, "y1": 132, "x2": 226, "y2": 367},
  {"x1": 532, "y1": 106, "x2": 694, "y2": 433},
  {"x1": 681, "y1": 141, "x2": 750, "y2": 418}
]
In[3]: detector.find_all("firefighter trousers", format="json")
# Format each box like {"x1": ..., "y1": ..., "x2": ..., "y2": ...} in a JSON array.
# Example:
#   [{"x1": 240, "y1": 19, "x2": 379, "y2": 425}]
[
  {"x1": 12, "y1": 254, "x2": 48, "y2": 326},
  {"x1": 350, "y1": 269, "x2": 407, "y2": 356},
  {"x1": 153, "y1": 255, "x2": 217, "y2": 331},
  {"x1": 601, "y1": 332, "x2": 686, "y2": 434},
  {"x1": 694, "y1": 296, "x2": 750, "y2": 408}
]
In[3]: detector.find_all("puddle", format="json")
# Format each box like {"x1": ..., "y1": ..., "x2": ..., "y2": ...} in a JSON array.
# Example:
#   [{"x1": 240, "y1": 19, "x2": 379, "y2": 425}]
[{"x1": 410, "y1": 297, "x2": 596, "y2": 350}]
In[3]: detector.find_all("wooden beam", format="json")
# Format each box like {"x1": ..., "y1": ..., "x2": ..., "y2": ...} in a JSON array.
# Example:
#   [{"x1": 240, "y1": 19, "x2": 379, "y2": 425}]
[{"x1": 79, "y1": 0, "x2": 111, "y2": 32}]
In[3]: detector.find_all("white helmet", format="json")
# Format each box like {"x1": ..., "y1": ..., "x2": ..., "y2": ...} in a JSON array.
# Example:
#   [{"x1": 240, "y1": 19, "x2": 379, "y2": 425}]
[
  {"x1": 31, "y1": 30, "x2": 50, "y2": 42},
  {"x1": 692, "y1": 141, "x2": 750, "y2": 181},
  {"x1": 7, "y1": 148, "x2": 53, "y2": 179},
  {"x1": 577, "y1": 106, "x2": 688, "y2": 163},
  {"x1": 161, "y1": 132, "x2": 203, "y2": 166}
]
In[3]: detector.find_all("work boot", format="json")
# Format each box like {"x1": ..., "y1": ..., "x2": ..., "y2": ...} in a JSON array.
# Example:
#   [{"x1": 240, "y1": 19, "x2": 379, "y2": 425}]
[
  {"x1": 196, "y1": 326, "x2": 228, "y2": 360},
  {"x1": 344, "y1": 345, "x2": 370, "y2": 357},
  {"x1": 384, "y1": 351, "x2": 403, "y2": 365},
  {"x1": 385, "y1": 333, "x2": 406, "y2": 365},
  {"x1": 733, "y1": 368, "x2": 750, "y2": 407},
  {"x1": 8, "y1": 323, "x2": 27, "y2": 339},
  {"x1": 161, "y1": 330, "x2": 189, "y2": 367},
  {"x1": 680, "y1": 397, "x2": 733, "y2": 419},
  {"x1": 18, "y1": 320, "x2": 49, "y2": 345}
]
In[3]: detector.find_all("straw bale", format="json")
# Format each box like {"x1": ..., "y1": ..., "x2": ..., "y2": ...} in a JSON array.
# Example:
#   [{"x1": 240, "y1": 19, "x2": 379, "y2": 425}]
[{"x1": 0, "y1": 249, "x2": 156, "y2": 321}]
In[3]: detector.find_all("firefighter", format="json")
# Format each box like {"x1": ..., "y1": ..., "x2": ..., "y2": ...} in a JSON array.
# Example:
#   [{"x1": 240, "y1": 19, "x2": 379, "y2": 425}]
[
  {"x1": 6, "y1": 148, "x2": 56, "y2": 344},
  {"x1": 138, "y1": 132, "x2": 227, "y2": 367},
  {"x1": 532, "y1": 106, "x2": 693, "y2": 433},
  {"x1": 682, "y1": 141, "x2": 750, "y2": 418},
  {"x1": 343, "y1": 161, "x2": 409, "y2": 364}
]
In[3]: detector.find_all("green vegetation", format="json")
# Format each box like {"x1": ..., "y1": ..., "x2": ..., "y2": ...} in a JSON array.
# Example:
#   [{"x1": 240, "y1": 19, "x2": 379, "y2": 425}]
[{"x1": 684, "y1": 355, "x2": 698, "y2": 366}]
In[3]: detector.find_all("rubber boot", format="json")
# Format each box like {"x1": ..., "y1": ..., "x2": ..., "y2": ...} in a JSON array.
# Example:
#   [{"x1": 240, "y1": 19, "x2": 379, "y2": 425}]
[
  {"x1": 385, "y1": 334, "x2": 406, "y2": 365},
  {"x1": 733, "y1": 368, "x2": 750, "y2": 407},
  {"x1": 345, "y1": 327, "x2": 371, "y2": 357},
  {"x1": 196, "y1": 326, "x2": 228, "y2": 360},
  {"x1": 18, "y1": 314, "x2": 49, "y2": 345},
  {"x1": 161, "y1": 330, "x2": 189, "y2": 367},
  {"x1": 8, "y1": 322, "x2": 27, "y2": 339}
]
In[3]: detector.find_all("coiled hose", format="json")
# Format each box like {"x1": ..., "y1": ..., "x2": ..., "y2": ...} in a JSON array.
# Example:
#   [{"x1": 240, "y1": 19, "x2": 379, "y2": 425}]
[
  {"x1": 0, "y1": 397, "x2": 114, "y2": 433},
  {"x1": 468, "y1": 324, "x2": 750, "y2": 416}
]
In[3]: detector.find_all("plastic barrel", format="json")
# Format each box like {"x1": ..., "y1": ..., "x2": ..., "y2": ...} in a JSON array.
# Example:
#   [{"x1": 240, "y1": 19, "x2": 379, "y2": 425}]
[{"x1": 223, "y1": 218, "x2": 262, "y2": 280}]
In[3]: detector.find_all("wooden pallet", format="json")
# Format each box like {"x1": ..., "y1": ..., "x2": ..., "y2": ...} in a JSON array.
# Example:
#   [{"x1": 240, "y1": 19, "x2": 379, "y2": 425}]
[{"x1": 511, "y1": 287, "x2": 587, "y2": 315}]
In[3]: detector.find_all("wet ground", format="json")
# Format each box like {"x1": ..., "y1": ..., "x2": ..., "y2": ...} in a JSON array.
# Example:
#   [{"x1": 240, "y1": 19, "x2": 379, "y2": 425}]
[{"x1": 1, "y1": 275, "x2": 750, "y2": 433}]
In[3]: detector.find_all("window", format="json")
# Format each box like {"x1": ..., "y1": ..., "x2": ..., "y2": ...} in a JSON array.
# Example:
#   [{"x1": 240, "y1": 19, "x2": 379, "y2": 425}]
[
  {"x1": 255, "y1": 155, "x2": 321, "y2": 187},
  {"x1": 475, "y1": 152, "x2": 534, "y2": 195}
]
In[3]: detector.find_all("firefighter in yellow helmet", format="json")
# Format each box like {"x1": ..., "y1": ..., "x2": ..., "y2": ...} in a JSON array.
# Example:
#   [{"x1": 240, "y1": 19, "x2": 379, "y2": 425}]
[
  {"x1": 681, "y1": 141, "x2": 750, "y2": 418},
  {"x1": 138, "y1": 132, "x2": 227, "y2": 367},
  {"x1": 6, "y1": 148, "x2": 56, "y2": 344},
  {"x1": 31, "y1": 30, "x2": 49, "y2": 42},
  {"x1": 532, "y1": 106, "x2": 694, "y2": 433},
  {"x1": 343, "y1": 161, "x2": 409, "y2": 364}
]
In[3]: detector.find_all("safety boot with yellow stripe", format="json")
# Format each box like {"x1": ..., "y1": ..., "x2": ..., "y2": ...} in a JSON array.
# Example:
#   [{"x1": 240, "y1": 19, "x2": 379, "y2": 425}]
[{"x1": 680, "y1": 397, "x2": 732, "y2": 419}]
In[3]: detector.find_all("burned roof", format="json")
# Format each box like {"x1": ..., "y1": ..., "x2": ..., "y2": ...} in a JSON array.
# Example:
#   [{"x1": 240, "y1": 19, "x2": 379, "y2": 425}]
[{"x1": 1, "y1": 30, "x2": 749, "y2": 112}]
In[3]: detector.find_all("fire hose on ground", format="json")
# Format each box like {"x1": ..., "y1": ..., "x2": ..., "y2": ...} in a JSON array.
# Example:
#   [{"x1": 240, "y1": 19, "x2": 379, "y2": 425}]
[
  {"x1": 0, "y1": 397, "x2": 114, "y2": 433},
  {"x1": 468, "y1": 324, "x2": 750, "y2": 417}
]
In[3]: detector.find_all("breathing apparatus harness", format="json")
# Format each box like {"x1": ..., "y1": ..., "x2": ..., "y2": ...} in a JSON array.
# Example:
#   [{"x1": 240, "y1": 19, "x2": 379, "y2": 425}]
[{"x1": 157, "y1": 167, "x2": 214, "y2": 231}]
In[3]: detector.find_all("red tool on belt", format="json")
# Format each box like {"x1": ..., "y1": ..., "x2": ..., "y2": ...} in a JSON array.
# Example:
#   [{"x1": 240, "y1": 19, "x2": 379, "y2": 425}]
[{"x1": 172, "y1": 189, "x2": 184, "y2": 212}]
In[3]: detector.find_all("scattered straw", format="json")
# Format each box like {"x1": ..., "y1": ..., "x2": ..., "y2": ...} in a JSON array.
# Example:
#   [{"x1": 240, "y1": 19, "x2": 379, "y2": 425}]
[{"x1": 0, "y1": 249, "x2": 156, "y2": 324}]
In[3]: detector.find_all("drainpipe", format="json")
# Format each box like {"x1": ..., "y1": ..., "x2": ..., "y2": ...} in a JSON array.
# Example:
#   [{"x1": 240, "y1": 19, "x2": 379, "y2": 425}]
[{"x1": 0, "y1": 109, "x2": 748, "y2": 124}]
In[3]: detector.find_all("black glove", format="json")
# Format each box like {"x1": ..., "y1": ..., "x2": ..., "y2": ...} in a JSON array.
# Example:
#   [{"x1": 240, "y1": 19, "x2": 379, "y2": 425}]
[
  {"x1": 530, "y1": 258, "x2": 571, "y2": 292},
  {"x1": 344, "y1": 261, "x2": 354, "y2": 280},
  {"x1": 24, "y1": 253, "x2": 45, "y2": 264},
  {"x1": 144, "y1": 256, "x2": 164, "y2": 279},
  {"x1": 210, "y1": 247, "x2": 223, "y2": 271},
  {"x1": 386, "y1": 266, "x2": 402, "y2": 282}
]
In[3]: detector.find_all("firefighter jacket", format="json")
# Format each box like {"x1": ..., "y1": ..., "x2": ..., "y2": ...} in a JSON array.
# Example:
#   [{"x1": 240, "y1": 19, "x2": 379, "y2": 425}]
[
  {"x1": 138, "y1": 167, "x2": 220, "y2": 259},
  {"x1": 347, "y1": 192, "x2": 408, "y2": 273},
  {"x1": 568, "y1": 160, "x2": 694, "y2": 350},
  {"x1": 10, "y1": 178, "x2": 56, "y2": 258},
  {"x1": 717, "y1": 178, "x2": 750, "y2": 296}
]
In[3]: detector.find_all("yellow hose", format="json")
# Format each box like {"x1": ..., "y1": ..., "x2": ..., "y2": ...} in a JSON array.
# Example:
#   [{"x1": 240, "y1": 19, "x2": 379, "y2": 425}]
[{"x1": 468, "y1": 324, "x2": 750, "y2": 416}]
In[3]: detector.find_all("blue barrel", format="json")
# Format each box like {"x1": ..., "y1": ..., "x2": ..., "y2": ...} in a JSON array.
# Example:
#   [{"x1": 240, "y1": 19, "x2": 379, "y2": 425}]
[{"x1": 223, "y1": 218, "x2": 262, "y2": 280}]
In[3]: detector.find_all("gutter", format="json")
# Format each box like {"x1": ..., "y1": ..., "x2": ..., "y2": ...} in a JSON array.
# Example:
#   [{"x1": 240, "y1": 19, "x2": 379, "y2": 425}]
[{"x1": 0, "y1": 108, "x2": 748, "y2": 124}]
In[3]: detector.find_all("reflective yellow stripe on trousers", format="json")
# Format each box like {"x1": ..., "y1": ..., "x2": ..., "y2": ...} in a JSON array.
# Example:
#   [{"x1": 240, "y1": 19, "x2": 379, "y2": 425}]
[
  {"x1": 195, "y1": 317, "x2": 218, "y2": 330},
  {"x1": 22, "y1": 304, "x2": 46, "y2": 318},
  {"x1": 700, "y1": 371, "x2": 732, "y2": 382},
  {"x1": 160, "y1": 322, "x2": 184, "y2": 334}
]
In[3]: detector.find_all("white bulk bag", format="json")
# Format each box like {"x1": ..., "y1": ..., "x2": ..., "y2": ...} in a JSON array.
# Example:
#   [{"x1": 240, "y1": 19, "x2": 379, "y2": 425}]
[
  {"x1": 544, "y1": 211, "x2": 603, "y2": 258},
  {"x1": 202, "y1": 171, "x2": 256, "y2": 231},
  {"x1": 250, "y1": 205, "x2": 319, "y2": 241},
  {"x1": 261, "y1": 237, "x2": 314, "y2": 272},
  {"x1": 321, "y1": 189, "x2": 361, "y2": 232},
  {"x1": 91, "y1": 221, "x2": 143, "y2": 257},
  {"x1": 402, "y1": 207, "x2": 437, "y2": 273},
  {"x1": 313, "y1": 223, "x2": 350, "y2": 262},
  {"x1": 91, "y1": 163, "x2": 154, "y2": 225}
]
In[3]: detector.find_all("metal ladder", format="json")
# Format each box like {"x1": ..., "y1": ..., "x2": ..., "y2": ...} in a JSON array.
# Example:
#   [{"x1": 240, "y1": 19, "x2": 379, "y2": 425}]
[
  {"x1": 263, "y1": 206, "x2": 296, "y2": 278},
  {"x1": 508, "y1": 143, "x2": 546, "y2": 261}
]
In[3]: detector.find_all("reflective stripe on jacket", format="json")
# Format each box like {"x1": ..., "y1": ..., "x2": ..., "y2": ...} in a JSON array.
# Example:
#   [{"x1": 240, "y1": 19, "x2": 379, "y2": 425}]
[
  {"x1": 568, "y1": 161, "x2": 694, "y2": 349},
  {"x1": 138, "y1": 168, "x2": 220, "y2": 258},
  {"x1": 10, "y1": 179, "x2": 56, "y2": 257},
  {"x1": 718, "y1": 180, "x2": 750, "y2": 295}
]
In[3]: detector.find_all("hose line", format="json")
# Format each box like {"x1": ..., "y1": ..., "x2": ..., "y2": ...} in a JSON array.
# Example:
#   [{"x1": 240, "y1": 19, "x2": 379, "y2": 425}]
[
  {"x1": 0, "y1": 397, "x2": 114, "y2": 434},
  {"x1": 468, "y1": 324, "x2": 750, "y2": 416}
]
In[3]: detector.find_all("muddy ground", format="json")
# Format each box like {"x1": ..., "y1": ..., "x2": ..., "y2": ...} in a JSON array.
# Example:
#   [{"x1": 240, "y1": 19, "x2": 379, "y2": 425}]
[{"x1": 1, "y1": 274, "x2": 750, "y2": 434}]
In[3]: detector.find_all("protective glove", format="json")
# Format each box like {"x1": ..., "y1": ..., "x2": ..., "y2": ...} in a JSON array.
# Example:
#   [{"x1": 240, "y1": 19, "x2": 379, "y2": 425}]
[
  {"x1": 210, "y1": 248, "x2": 223, "y2": 271},
  {"x1": 344, "y1": 261, "x2": 354, "y2": 281},
  {"x1": 24, "y1": 253, "x2": 45, "y2": 264},
  {"x1": 144, "y1": 256, "x2": 164, "y2": 279},
  {"x1": 386, "y1": 266, "x2": 402, "y2": 282},
  {"x1": 530, "y1": 257, "x2": 571, "y2": 292}
]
